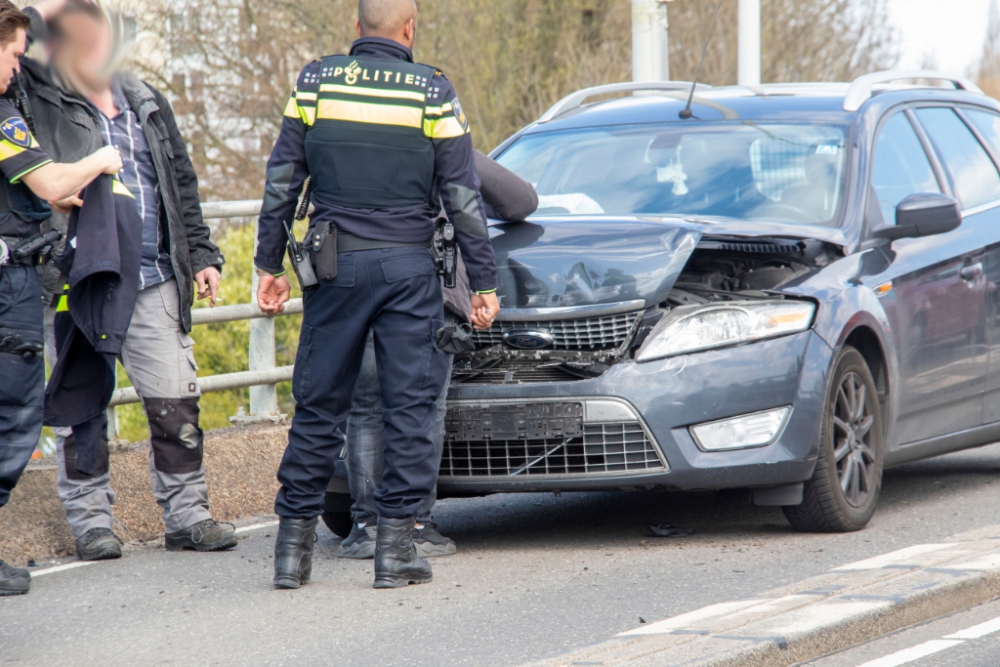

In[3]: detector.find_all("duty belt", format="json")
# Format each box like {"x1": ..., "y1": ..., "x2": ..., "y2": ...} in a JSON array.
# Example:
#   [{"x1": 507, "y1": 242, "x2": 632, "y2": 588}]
[
  {"x1": 0, "y1": 235, "x2": 41, "y2": 266},
  {"x1": 336, "y1": 230, "x2": 433, "y2": 253}
]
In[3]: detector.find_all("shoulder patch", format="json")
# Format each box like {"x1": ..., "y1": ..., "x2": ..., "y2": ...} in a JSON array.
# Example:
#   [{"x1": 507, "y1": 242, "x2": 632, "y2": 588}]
[
  {"x1": 451, "y1": 97, "x2": 469, "y2": 132},
  {"x1": 0, "y1": 117, "x2": 31, "y2": 148}
]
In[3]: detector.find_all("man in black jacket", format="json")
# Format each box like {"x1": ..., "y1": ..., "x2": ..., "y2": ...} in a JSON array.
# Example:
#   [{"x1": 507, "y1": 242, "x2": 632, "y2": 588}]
[{"x1": 24, "y1": 0, "x2": 235, "y2": 560}]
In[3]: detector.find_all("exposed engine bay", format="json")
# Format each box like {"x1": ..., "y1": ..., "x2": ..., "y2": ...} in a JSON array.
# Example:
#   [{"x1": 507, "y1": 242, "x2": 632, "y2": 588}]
[{"x1": 452, "y1": 238, "x2": 836, "y2": 385}]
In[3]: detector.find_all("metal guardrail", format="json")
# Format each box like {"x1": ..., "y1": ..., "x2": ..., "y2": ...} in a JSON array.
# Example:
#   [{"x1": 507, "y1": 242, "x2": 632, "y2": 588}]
[{"x1": 108, "y1": 199, "x2": 299, "y2": 423}]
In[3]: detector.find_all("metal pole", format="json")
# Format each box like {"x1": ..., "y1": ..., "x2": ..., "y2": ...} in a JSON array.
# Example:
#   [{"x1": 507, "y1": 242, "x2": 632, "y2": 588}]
[
  {"x1": 632, "y1": 0, "x2": 671, "y2": 82},
  {"x1": 738, "y1": 0, "x2": 761, "y2": 87},
  {"x1": 248, "y1": 216, "x2": 279, "y2": 417}
]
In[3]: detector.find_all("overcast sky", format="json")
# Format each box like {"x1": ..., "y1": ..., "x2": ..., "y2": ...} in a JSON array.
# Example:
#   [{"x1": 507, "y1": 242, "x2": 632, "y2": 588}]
[{"x1": 888, "y1": 0, "x2": 994, "y2": 77}]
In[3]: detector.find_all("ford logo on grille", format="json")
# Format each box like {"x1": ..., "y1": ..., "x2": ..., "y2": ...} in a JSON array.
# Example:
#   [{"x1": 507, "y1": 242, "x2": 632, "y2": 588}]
[{"x1": 503, "y1": 330, "x2": 554, "y2": 350}]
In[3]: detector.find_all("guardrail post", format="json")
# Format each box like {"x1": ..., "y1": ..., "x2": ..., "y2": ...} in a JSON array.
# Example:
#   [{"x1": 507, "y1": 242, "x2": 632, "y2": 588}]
[{"x1": 248, "y1": 216, "x2": 280, "y2": 418}]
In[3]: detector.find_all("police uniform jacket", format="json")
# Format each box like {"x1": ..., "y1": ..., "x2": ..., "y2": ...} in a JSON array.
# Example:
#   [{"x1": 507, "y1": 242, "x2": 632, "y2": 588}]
[{"x1": 255, "y1": 37, "x2": 498, "y2": 294}]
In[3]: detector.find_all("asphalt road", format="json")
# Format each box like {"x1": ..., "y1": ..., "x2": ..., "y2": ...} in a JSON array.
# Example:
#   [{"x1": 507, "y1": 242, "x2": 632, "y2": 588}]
[{"x1": 3, "y1": 443, "x2": 1000, "y2": 667}]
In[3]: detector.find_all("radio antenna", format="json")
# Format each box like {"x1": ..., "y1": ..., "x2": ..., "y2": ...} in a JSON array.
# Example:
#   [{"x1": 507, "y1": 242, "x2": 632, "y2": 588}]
[{"x1": 680, "y1": 0, "x2": 724, "y2": 120}]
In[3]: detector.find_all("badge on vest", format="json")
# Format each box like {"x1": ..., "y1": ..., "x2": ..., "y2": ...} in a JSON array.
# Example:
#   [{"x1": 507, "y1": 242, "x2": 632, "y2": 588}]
[
  {"x1": 0, "y1": 117, "x2": 31, "y2": 148},
  {"x1": 452, "y1": 97, "x2": 469, "y2": 132}
]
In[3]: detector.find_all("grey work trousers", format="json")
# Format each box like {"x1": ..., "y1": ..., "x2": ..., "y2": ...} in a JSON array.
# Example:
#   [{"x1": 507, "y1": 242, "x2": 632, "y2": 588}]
[
  {"x1": 46, "y1": 279, "x2": 212, "y2": 538},
  {"x1": 346, "y1": 318, "x2": 454, "y2": 527}
]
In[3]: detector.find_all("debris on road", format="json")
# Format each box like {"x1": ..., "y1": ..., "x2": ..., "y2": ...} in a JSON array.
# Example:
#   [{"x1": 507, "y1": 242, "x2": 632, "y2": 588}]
[{"x1": 648, "y1": 524, "x2": 694, "y2": 538}]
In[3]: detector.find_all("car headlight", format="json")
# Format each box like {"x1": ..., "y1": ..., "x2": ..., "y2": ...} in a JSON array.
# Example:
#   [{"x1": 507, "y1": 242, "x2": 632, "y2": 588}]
[
  {"x1": 635, "y1": 300, "x2": 816, "y2": 362},
  {"x1": 690, "y1": 407, "x2": 792, "y2": 451}
]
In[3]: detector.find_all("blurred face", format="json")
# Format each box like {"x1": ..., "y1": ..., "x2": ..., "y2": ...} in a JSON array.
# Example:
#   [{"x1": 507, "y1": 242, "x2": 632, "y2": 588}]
[
  {"x1": 52, "y1": 13, "x2": 113, "y2": 91},
  {"x1": 0, "y1": 27, "x2": 26, "y2": 95}
]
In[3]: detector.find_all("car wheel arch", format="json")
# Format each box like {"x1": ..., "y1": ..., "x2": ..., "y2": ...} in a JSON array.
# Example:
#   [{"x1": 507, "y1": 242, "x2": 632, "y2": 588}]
[{"x1": 824, "y1": 309, "x2": 895, "y2": 447}]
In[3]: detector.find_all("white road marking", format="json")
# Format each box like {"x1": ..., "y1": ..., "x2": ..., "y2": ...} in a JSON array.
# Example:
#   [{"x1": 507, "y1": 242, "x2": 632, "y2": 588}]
[
  {"x1": 944, "y1": 614, "x2": 1000, "y2": 640},
  {"x1": 619, "y1": 599, "x2": 765, "y2": 636},
  {"x1": 833, "y1": 544, "x2": 956, "y2": 571},
  {"x1": 31, "y1": 561, "x2": 95, "y2": 577},
  {"x1": 855, "y1": 639, "x2": 964, "y2": 667},
  {"x1": 235, "y1": 520, "x2": 279, "y2": 534}
]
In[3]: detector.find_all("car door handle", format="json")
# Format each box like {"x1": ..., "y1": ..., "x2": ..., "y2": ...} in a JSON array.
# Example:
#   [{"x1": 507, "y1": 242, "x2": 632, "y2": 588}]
[{"x1": 961, "y1": 263, "x2": 984, "y2": 281}]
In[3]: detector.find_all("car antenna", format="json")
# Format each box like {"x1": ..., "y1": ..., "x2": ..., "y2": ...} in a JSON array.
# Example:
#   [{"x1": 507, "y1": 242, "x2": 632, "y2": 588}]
[{"x1": 679, "y1": 0, "x2": 723, "y2": 120}]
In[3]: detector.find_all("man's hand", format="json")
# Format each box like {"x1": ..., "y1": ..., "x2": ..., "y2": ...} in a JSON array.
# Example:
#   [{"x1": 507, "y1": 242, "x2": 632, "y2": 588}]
[
  {"x1": 96, "y1": 146, "x2": 123, "y2": 174},
  {"x1": 195, "y1": 267, "x2": 221, "y2": 307},
  {"x1": 257, "y1": 273, "x2": 291, "y2": 315},
  {"x1": 470, "y1": 292, "x2": 500, "y2": 330},
  {"x1": 50, "y1": 193, "x2": 83, "y2": 215}
]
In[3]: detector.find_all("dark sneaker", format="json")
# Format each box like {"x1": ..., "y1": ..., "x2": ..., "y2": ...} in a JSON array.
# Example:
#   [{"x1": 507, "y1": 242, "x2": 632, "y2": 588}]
[
  {"x1": 165, "y1": 519, "x2": 237, "y2": 552},
  {"x1": 414, "y1": 522, "x2": 457, "y2": 558},
  {"x1": 336, "y1": 523, "x2": 377, "y2": 559},
  {"x1": 75, "y1": 528, "x2": 123, "y2": 561},
  {"x1": 0, "y1": 559, "x2": 29, "y2": 597}
]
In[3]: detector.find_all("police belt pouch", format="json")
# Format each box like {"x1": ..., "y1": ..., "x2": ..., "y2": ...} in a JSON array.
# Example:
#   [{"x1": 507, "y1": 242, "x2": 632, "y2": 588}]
[
  {"x1": 308, "y1": 220, "x2": 338, "y2": 281},
  {"x1": 435, "y1": 321, "x2": 476, "y2": 355}
]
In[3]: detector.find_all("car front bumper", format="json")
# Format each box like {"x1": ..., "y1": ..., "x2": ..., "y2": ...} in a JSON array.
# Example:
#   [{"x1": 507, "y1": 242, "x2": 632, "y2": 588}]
[{"x1": 439, "y1": 330, "x2": 834, "y2": 495}]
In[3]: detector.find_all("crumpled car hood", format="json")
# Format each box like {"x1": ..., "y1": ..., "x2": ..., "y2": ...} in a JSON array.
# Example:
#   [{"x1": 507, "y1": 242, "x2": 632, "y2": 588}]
[
  {"x1": 488, "y1": 216, "x2": 701, "y2": 309},
  {"x1": 488, "y1": 215, "x2": 842, "y2": 309}
]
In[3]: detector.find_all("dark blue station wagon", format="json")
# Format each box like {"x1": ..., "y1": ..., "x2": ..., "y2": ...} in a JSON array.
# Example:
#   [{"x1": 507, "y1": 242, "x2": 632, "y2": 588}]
[{"x1": 325, "y1": 71, "x2": 1000, "y2": 533}]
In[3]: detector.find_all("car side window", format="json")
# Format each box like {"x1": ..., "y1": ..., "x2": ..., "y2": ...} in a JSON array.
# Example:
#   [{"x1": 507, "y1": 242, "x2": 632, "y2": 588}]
[
  {"x1": 965, "y1": 108, "x2": 1000, "y2": 156},
  {"x1": 914, "y1": 107, "x2": 1000, "y2": 210},
  {"x1": 870, "y1": 112, "x2": 941, "y2": 225}
]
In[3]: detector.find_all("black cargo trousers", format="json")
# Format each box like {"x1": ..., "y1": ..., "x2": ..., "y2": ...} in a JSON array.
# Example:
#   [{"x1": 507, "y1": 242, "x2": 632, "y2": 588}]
[
  {"x1": 275, "y1": 245, "x2": 450, "y2": 520},
  {"x1": 0, "y1": 264, "x2": 44, "y2": 508}
]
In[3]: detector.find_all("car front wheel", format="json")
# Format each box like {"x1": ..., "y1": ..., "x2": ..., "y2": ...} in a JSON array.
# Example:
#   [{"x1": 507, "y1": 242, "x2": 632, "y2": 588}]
[{"x1": 783, "y1": 345, "x2": 884, "y2": 533}]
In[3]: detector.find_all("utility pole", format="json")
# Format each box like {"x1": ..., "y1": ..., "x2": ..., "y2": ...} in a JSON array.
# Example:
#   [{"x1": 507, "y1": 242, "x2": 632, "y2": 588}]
[
  {"x1": 738, "y1": 0, "x2": 761, "y2": 86},
  {"x1": 632, "y1": 0, "x2": 671, "y2": 82}
]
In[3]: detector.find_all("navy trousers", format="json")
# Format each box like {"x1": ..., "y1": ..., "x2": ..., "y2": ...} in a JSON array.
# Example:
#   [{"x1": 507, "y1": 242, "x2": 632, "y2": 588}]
[
  {"x1": 275, "y1": 246, "x2": 450, "y2": 520},
  {"x1": 0, "y1": 265, "x2": 45, "y2": 508}
]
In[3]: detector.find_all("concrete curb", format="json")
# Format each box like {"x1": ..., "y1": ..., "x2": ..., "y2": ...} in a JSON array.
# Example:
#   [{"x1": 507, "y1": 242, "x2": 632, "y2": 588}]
[{"x1": 522, "y1": 524, "x2": 1000, "y2": 667}]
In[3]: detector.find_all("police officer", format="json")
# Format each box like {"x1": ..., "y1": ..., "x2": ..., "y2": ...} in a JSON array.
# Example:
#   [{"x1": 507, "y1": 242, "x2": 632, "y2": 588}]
[
  {"x1": 0, "y1": 0, "x2": 121, "y2": 597},
  {"x1": 255, "y1": 0, "x2": 499, "y2": 590}
]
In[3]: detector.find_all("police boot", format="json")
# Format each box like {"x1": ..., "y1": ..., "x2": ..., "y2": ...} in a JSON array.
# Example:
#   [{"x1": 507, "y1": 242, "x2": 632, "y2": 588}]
[
  {"x1": 273, "y1": 517, "x2": 316, "y2": 590},
  {"x1": 373, "y1": 516, "x2": 432, "y2": 589}
]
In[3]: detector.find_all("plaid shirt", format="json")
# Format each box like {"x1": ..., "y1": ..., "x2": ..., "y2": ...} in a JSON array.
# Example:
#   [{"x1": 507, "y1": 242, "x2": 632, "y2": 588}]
[{"x1": 94, "y1": 81, "x2": 174, "y2": 290}]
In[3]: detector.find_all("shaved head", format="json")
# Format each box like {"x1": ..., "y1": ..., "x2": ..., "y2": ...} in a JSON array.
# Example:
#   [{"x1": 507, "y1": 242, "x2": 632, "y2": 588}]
[{"x1": 358, "y1": 0, "x2": 418, "y2": 37}]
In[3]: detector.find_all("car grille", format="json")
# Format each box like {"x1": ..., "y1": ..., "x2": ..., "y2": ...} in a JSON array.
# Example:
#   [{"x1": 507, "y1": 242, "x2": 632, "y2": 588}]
[
  {"x1": 452, "y1": 360, "x2": 608, "y2": 384},
  {"x1": 472, "y1": 311, "x2": 642, "y2": 351},
  {"x1": 441, "y1": 422, "x2": 664, "y2": 478}
]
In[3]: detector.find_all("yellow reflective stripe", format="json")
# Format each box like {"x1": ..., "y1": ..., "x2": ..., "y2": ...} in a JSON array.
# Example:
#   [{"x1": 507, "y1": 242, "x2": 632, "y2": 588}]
[
  {"x1": 284, "y1": 96, "x2": 315, "y2": 125},
  {"x1": 295, "y1": 91, "x2": 318, "y2": 102},
  {"x1": 0, "y1": 139, "x2": 26, "y2": 161},
  {"x1": 9, "y1": 159, "x2": 51, "y2": 184},
  {"x1": 112, "y1": 179, "x2": 135, "y2": 198},
  {"x1": 424, "y1": 116, "x2": 468, "y2": 139},
  {"x1": 319, "y1": 84, "x2": 426, "y2": 103},
  {"x1": 317, "y1": 100, "x2": 423, "y2": 128},
  {"x1": 424, "y1": 103, "x2": 453, "y2": 118},
  {"x1": 56, "y1": 295, "x2": 69, "y2": 312}
]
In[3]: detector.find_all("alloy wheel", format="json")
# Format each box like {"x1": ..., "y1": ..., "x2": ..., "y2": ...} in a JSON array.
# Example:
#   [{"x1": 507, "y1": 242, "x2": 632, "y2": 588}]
[{"x1": 832, "y1": 371, "x2": 877, "y2": 508}]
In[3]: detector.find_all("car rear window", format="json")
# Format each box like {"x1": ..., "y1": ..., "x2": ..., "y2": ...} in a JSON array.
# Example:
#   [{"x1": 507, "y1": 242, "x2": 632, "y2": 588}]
[
  {"x1": 914, "y1": 107, "x2": 1000, "y2": 210},
  {"x1": 496, "y1": 122, "x2": 848, "y2": 226}
]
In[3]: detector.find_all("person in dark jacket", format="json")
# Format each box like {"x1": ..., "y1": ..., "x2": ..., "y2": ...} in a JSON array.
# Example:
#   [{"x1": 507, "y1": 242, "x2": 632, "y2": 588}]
[
  {"x1": 23, "y1": 0, "x2": 235, "y2": 561},
  {"x1": 0, "y1": 0, "x2": 123, "y2": 598}
]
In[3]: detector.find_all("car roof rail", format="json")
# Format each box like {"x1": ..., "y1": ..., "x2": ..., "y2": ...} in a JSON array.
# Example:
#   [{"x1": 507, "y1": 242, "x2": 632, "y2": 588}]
[
  {"x1": 843, "y1": 70, "x2": 984, "y2": 111},
  {"x1": 538, "y1": 81, "x2": 711, "y2": 123}
]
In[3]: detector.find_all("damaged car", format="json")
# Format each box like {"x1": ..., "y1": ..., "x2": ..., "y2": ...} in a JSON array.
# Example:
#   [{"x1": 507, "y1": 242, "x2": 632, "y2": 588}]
[{"x1": 326, "y1": 71, "x2": 1000, "y2": 533}]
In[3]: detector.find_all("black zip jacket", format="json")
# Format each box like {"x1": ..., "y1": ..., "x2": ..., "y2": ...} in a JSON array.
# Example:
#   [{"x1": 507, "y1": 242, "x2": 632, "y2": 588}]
[{"x1": 21, "y1": 7, "x2": 224, "y2": 333}]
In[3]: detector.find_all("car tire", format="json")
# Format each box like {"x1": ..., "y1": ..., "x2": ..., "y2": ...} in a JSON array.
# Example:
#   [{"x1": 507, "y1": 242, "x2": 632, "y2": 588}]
[
  {"x1": 322, "y1": 491, "x2": 354, "y2": 538},
  {"x1": 783, "y1": 345, "x2": 884, "y2": 533}
]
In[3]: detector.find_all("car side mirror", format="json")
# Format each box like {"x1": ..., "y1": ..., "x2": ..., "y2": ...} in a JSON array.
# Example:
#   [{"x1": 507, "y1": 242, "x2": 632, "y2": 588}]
[{"x1": 871, "y1": 193, "x2": 962, "y2": 242}]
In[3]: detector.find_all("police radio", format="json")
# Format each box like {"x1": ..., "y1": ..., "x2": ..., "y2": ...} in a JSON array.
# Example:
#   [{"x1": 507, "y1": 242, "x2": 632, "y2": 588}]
[
  {"x1": 437, "y1": 220, "x2": 457, "y2": 289},
  {"x1": 283, "y1": 219, "x2": 318, "y2": 291}
]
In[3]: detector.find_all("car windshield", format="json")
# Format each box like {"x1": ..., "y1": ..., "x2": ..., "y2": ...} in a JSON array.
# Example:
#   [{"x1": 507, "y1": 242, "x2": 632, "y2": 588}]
[{"x1": 496, "y1": 122, "x2": 849, "y2": 226}]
